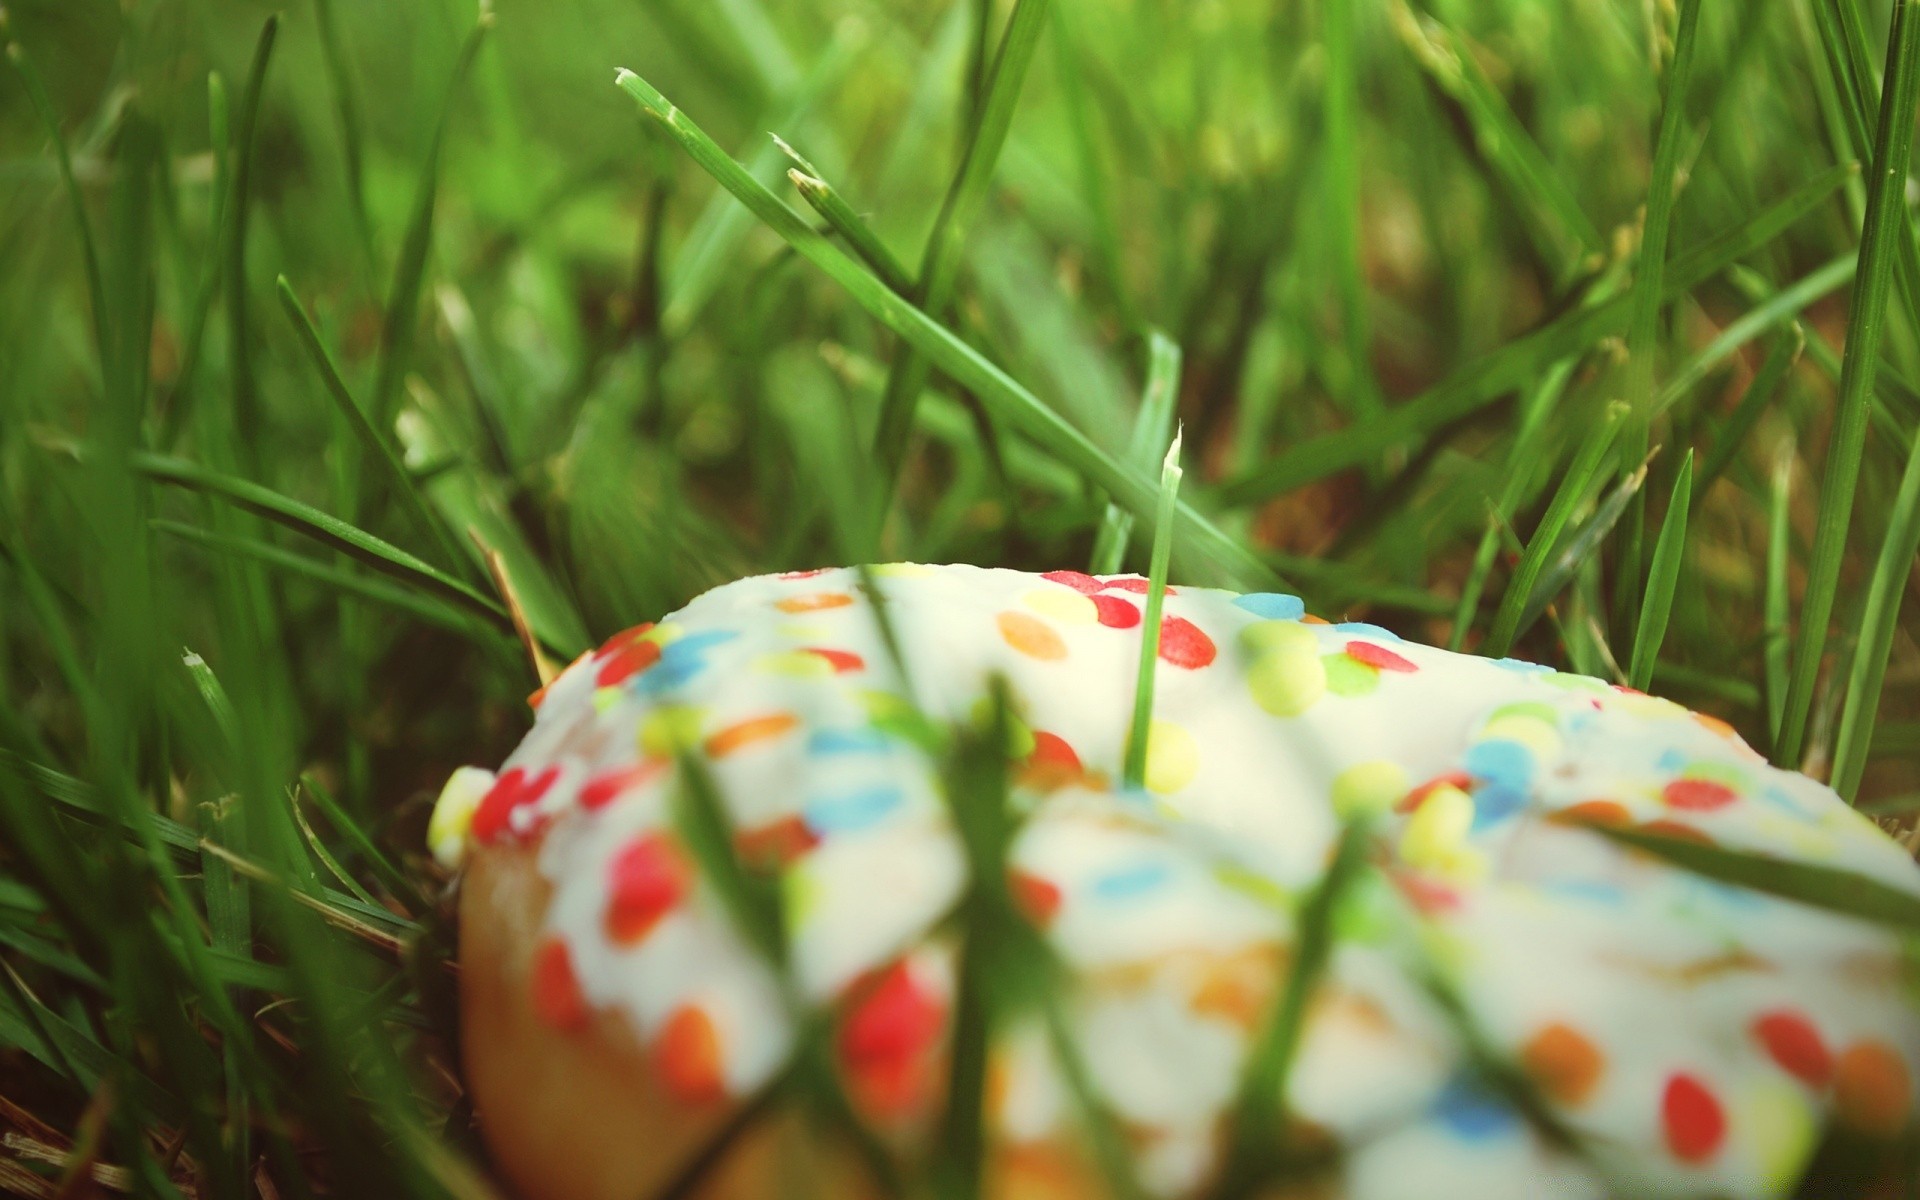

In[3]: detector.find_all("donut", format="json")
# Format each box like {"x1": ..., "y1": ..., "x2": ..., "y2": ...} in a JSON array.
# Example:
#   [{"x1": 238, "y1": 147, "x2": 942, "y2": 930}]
[{"x1": 431, "y1": 563, "x2": 1920, "y2": 1199}]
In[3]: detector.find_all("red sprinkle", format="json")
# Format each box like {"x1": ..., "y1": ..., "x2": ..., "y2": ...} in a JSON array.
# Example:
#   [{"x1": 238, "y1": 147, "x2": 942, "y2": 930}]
[
  {"x1": 841, "y1": 961, "x2": 944, "y2": 1067},
  {"x1": 1662, "y1": 778, "x2": 1739, "y2": 811},
  {"x1": 1345, "y1": 641, "x2": 1417, "y2": 673},
  {"x1": 1041, "y1": 569, "x2": 1103, "y2": 594},
  {"x1": 1009, "y1": 871, "x2": 1063, "y2": 926},
  {"x1": 531, "y1": 938, "x2": 590, "y2": 1033},
  {"x1": 470, "y1": 766, "x2": 561, "y2": 844},
  {"x1": 1397, "y1": 771, "x2": 1475, "y2": 814},
  {"x1": 778, "y1": 568, "x2": 831, "y2": 580},
  {"x1": 604, "y1": 835, "x2": 689, "y2": 944},
  {"x1": 1662, "y1": 1073, "x2": 1726, "y2": 1163},
  {"x1": 1091, "y1": 593, "x2": 1142, "y2": 629},
  {"x1": 1753, "y1": 1011, "x2": 1833, "y2": 1087},
  {"x1": 804, "y1": 647, "x2": 866, "y2": 673},
  {"x1": 596, "y1": 638, "x2": 661, "y2": 687},
  {"x1": 1158, "y1": 616, "x2": 1217, "y2": 669},
  {"x1": 578, "y1": 760, "x2": 668, "y2": 811},
  {"x1": 1101, "y1": 576, "x2": 1174, "y2": 595},
  {"x1": 593, "y1": 622, "x2": 655, "y2": 659},
  {"x1": 734, "y1": 814, "x2": 820, "y2": 870}
]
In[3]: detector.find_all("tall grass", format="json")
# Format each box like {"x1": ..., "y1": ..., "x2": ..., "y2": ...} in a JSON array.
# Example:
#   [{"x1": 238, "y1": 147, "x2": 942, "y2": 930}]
[{"x1": 3, "y1": 0, "x2": 1920, "y2": 1195}]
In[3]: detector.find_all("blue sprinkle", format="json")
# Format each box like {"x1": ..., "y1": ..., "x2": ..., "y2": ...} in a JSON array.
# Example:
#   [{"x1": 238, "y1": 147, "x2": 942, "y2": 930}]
[
  {"x1": 1760, "y1": 785, "x2": 1818, "y2": 819},
  {"x1": 1331, "y1": 621, "x2": 1402, "y2": 642},
  {"x1": 1433, "y1": 1074, "x2": 1519, "y2": 1141},
  {"x1": 1655, "y1": 747, "x2": 1687, "y2": 772},
  {"x1": 808, "y1": 728, "x2": 893, "y2": 756},
  {"x1": 803, "y1": 785, "x2": 904, "y2": 833},
  {"x1": 1463, "y1": 738, "x2": 1536, "y2": 787},
  {"x1": 1233, "y1": 592, "x2": 1306, "y2": 620},
  {"x1": 1471, "y1": 782, "x2": 1529, "y2": 829},
  {"x1": 1090, "y1": 860, "x2": 1174, "y2": 901},
  {"x1": 1493, "y1": 657, "x2": 1552, "y2": 675},
  {"x1": 632, "y1": 655, "x2": 707, "y2": 696}
]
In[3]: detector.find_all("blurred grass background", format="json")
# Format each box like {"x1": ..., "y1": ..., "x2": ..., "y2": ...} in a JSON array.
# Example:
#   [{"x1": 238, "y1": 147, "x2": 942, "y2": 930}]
[{"x1": 4, "y1": 0, "x2": 1920, "y2": 1195}]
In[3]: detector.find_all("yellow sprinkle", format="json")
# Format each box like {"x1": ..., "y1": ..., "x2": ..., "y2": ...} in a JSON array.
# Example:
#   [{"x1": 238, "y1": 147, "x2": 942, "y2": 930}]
[
  {"x1": 644, "y1": 621, "x2": 684, "y2": 646},
  {"x1": 1742, "y1": 1079, "x2": 1818, "y2": 1193},
  {"x1": 1240, "y1": 619, "x2": 1320, "y2": 656},
  {"x1": 872, "y1": 562, "x2": 936, "y2": 578},
  {"x1": 1141, "y1": 720, "x2": 1199, "y2": 795},
  {"x1": 1399, "y1": 784, "x2": 1474, "y2": 870},
  {"x1": 1247, "y1": 648, "x2": 1327, "y2": 717},
  {"x1": 754, "y1": 650, "x2": 835, "y2": 678},
  {"x1": 1479, "y1": 714, "x2": 1564, "y2": 763},
  {"x1": 427, "y1": 766, "x2": 496, "y2": 869},
  {"x1": 1021, "y1": 587, "x2": 1099, "y2": 624},
  {"x1": 638, "y1": 705, "x2": 708, "y2": 755},
  {"x1": 1332, "y1": 760, "x2": 1409, "y2": 819}
]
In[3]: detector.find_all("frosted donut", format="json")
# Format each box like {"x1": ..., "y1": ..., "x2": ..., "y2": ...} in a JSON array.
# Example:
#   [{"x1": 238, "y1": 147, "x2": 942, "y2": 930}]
[{"x1": 432, "y1": 564, "x2": 1920, "y2": 1199}]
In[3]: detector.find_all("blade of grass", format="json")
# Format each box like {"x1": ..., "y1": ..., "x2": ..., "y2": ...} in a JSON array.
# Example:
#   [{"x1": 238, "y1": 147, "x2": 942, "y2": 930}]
[
  {"x1": 1090, "y1": 331, "x2": 1181, "y2": 575},
  {"x1": 1484, "y1": 402, "x2": 1628, "y2": 657},
  {"x1": 613, "y1": 68, "x2": 1283, "y2": 590},
  {"x1": 1515, "y1": 453, "x2": 1649, "y2": 637},
  {"x1": 1122, "y1": 428, "x2": 1183, "y2": 790},
  {"x1": 225, "y1": 15, "x2": 278, "y2": 459},
  {"x1": 0, "y1": 12, "x2": 107, "y2": 358},
  {"x1": 774, "y1": 135, "x2": 912, "y2": 295},
  {"x1": 1215, "y1": 163, "x2": 1853, "y2": 506},
  {"x1": 1210, "y1": 821, "x2": 1371, "y2": 1200},
  {"x1": 276, "y1": 277, "x2": 475, "y2": 580},
  {"x1": 1830, "y1": 427, "x2": 1920, "y2": 798},
  {"x1": 125, "y1": 452, "x2": 512, "y2": 634},
  {"x1": 872, "y1": 0, "x2": 1054, "y2": 488},
  {"x1": 1585, "y1": 822, "x2": 1920, "y2": 928},
  {"x1": 1324, "y1": 0, "x2": 1381, "y2": 429},
  {"x1": 1765, "y1": 441, "x2": 1796, "y2": 746},
  {"x1": 371, "y1": 7, "x2": 492, "y2": 427},
  {"x1": 1694, "y1": 326, "x2": 1803, "y2": 497},
  {"x1": 157, "y1": 72, "x2": 231, "y2": 448},
  {"x1": 1778, "y1": 0, "x2": 1920, "y2": 768},
  {"x1": 311, "y1": 0, "x2": 376, "y2": 277},
  {"x1": 1627, "y1": 450, "x2": 1693, "y2": 691}
]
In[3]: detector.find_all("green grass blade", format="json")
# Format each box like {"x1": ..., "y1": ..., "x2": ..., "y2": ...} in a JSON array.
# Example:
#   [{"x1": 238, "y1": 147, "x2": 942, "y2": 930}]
[
  {"x1": 277, "y1": 276, "x2": 475, "y2": 580},
  {"x1": 612, "y1": 68, "x2": 1282, "y2": 590},
  {"x1": 1627, "y1": 450, "x2": 1693, "y2": 691},
  {"x1": 1830, "y1": 428, "x2": 1920, "y2": 797},
  {"x1": 1585, "y1": 822, "x2": 1920, "y2": 929},
  {"x1": 127, "y1": 452, "x2": 512, "y2": 633},
  {"x1": 1090, "y1": 331, "x2": 1181, "y2": 575},
  {"x1": 157, "y1": 71, "x2": 232, "y2": 448},
  {"x1": 872, "y1": 0, "x2": 1054, "y2": 484},
  {"x1": 312, "y1": 0, "x2": 376, "y2": 276},
  {"x1": 1778, "y1": 0, "x2": 1920, "y2": 768},
  {"x1": 1516, "y1": 454, "x2": 1648, "y2": 638},
  {"x1": 1123, "y1": 428, "x2": 1183, "y2": 790},
  {"x1": 1765, "y1": 442, "x2": 1796, "y2": 745},
  {"x1": 1484, "y1": 402, "x2": 1628, "y2": 657},
  {"x1": 0, "y1": 12, "x2": 108, "y2": 358},
  {"x1": 1694, "y1": 326, "x2": 1803, "y2": 497},
  {"x1": 775, "y1": 135, "x2": 912, "y2": 294},
  {"x1": 1212, "y1": 821, "x2": 1371, "y2": 1200},
  {"x1": 225, "y1": 15, "x2": 279, "y2": 457},
  {"x1": 1215, "y1": 162, "x2": 1853, "y2": 506},
  {"x1": 371, "y1": 8, "x2": 491, "y2": 426},
  {"x1": 1324, "y1": 0, "x2": 1381, "y2": 428}
]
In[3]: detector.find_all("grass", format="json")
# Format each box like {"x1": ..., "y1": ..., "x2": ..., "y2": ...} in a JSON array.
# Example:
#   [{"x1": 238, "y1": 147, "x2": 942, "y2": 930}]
[{"x1": 4, "y1": 0, "x2": 1920, "y2": 1196}]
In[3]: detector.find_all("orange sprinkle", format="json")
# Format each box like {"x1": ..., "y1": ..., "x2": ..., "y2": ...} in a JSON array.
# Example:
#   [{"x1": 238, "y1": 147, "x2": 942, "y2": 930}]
[
  {"x1": 1834, "y1": 1040, "x2": 1912, "y2": 1138},
  {"x1": 1551, "y1": 799, "x2": 1633, "y2": 828},
  {"x1": 530, "y1": 938, "x2": 590, "y2": 1033},
  {"x1": 1301, "y1": 613, "x2": 1330, "y2": 625},
  {"x1": 704, "y1": 713, "x2": 800, "y2": 758},
  {"x1": 996, "y1": 610, "x2": 1067, "y2": 660},
  {"x1": 776, "y1": 591, "x2": 854, "y2": 613},
  {"x1": 804, "y1": 646, "x2": 866, "y2": 673},
  {"x1": 1521, "y1": 1022, "x2": 1605, "y2": 1106},
  {"x1": 655, "y1": 1006, "x2": 726, "y2": 1104}
]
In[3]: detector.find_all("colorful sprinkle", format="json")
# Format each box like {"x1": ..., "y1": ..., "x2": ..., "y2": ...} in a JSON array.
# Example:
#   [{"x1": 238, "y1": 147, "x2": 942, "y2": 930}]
[
  {"x1": 1040, "y1": 569, "x2": 1102, "y2": 594},
  {"x1": 530, "y1": 937, "x2": 590, "y2": 1032},
  {"x1": 1138, "y1": 720, "x2": 1199, "y2": 794},
  {"x1": 1345, "y1": 641, "x2": 1416, "y2": 673},
  {"x1": 470, "y1": 765, "x2": 560, "y2": 845},
  {"x1": 578, "y1": 760, "x2": 668, "y2": 811},
  {"x1": 734, "y1": 814, "x2": 820, "y2": 869},
  {"x1": 705, "y1": 712, "x2": 801, "y2": 758},
  {"x1": 1091, "y1": 593, "x2": 1141, "y2": 628},
  {"x1": 655, "y1": 1006, "x2": 726, "y2": 1103},
  {"x1": 1662, "y1": 778, "x2": 1739, "y2": 812},
  {"x1": 604, "y1": 835, "x2": 689, "y2": 944},
  {"x1": 1009, "y1": 870, "x2": 1063, "y2": 926},
  {"x1": 777, "y1": 591, "x2": 856, "y2": 613},
  {"x1": 1023, "y1": 588, "x2": 1099, "y2": 624},
  {"x1": 1332, "y1": 760, "x2": 1409, "y2": 820},
  {"x1": 1433, "y1": 1073, "x2": 1518, "y2": 1140},
  {"x1": 804, "y1": 785, "x2": 906, "y2": 834},
  {"x1": 1833, "y1": 1040, "x2": 1912, "y2": 1137},
  {"x1": 1158, "y1": 616, "x2": 1217, "y2": 669},
  {"x1": 1521, "y1": 1023, "x2": 1604, "y2": 1106},
  {"x1": 1247, "y1": 647, "x2": 1327, "y2": 717},
  {"x1": 997, "y1": 610, "x2": 1068, "y2": 661},
  {"x1": 1661, "y1": 1073, "x2": 1726, "y2": 1164},
  {"x1": 1752, "y1": 1010, "x2": 1832, "y2": 1087},
  {"x1": 1232, "y1": 592, "x2": 1306, "y2": 620}
]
